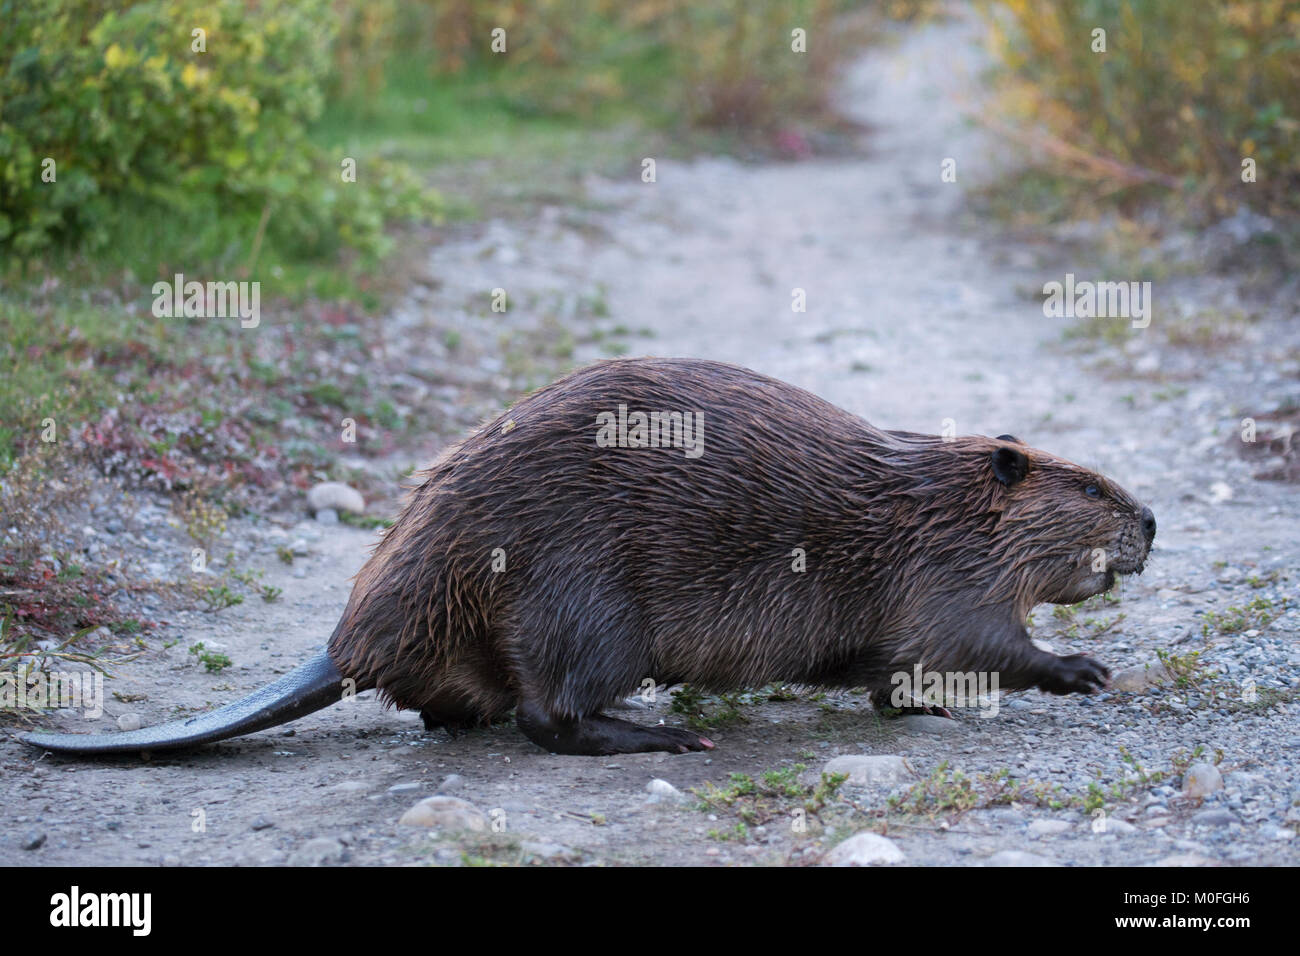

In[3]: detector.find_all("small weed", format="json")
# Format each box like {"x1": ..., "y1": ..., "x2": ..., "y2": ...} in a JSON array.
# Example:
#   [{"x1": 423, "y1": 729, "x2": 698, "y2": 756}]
[
  {"x1": 670, "y1": 684, "x2": 751, "y2": 732},
  {"x1": 229, "y1": 568, "x2": 261, "y2": 587},
  {"x1": 174, "y1": 492, "x2": 228, "y2": 549},
  {"x1": 1201, "y1": 596, "x2": 1283, "y2": 637},
  {"x1": 339, "y1": 511, "x2": 394, "y2": 530},
  {"x1": 1245, "y1": 570, "x2": 1281, "y2": 589},
  {"x1": 197, "y1": 585, "x2": 243, "y2": 612},
  {"x1": 188, "y1": 641, "x2": 232, "y2": 673},
  {"x1": 707, "y1": 822, "x2": 750, "y2": 842},
  {"x1": 888, "y1": 762, "x2": 982, "y2": 816},
  {"x1": 1155, "y1": 648, "x2": 1211, "y2": 692},
  {"x1": 695, "y1": 763, "x2": 847, "y2": 831}
]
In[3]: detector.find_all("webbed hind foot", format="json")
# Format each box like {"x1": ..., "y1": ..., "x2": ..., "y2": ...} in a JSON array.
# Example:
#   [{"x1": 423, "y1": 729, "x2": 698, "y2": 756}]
[{"x1": 515, "y1": 699, "x2": 714, "y2": 756}]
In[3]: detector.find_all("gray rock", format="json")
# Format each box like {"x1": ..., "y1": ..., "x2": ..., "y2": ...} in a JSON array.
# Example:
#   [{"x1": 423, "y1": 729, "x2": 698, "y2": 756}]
[
  {"x1": 307, "y1": 482, "x2": 365, "y2": 515},
  {"x1": 116, "y1": 713, "x2": 142, "y2": 732},
  {"x1": 1183, "y1": 763, "x2": 1224, "y2": 799},
  {"x1": 1260, "y1": 824, "x2": 1294, "y2": 842},
  {"x1": 19, "y1": 831, "x2": 46, "y2": 851},
  {"x1": 985, "y1": 850, "x2": 1058, "y2": 867},
  {"x1": 898, "y1": 714, "x2": 963, "y2": 735},
  {"x1": 250, "y1": 816, "x2": 274, "y2": 831},
  {"x1": 821, "y1": 754, "x2": 914, "y2": 788},
  {"x1": 988, "y1": 808, "x2": 1027, "y2": 826},
  {"x1": 288, "y1": 837, "x2": 346, "y2": 866},
  {"x1": 1191, "y1": 808, "x2": 1238, "y2": 827},
  {"x1": 1027, "y1": 819, "x2": 1071, "y2": 838},
  {"x1": 519, "y1": 841, "x2": 579, "y2": 863},
  {"x1": 398, "y1": 795, "x2": 488, "y2": 831},
  {"x1": 824, "y1": 832, "x2": 905, "y2": 866},
  {"x1": 1094, "y1": 817, "x2": 1137, "y2": 835},
  {"x1": 438, "y1": 774, "x2": 465, "y2": 793},
  {"x1": 1110, "y1": 661, "x2": 1172, "y2": 693}
]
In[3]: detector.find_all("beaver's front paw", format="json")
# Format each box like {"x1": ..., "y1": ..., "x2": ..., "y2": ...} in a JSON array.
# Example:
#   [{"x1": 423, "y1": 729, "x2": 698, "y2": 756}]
[{"x1": 1037, "y1": 654, "x2": 1109, "y2": 695}]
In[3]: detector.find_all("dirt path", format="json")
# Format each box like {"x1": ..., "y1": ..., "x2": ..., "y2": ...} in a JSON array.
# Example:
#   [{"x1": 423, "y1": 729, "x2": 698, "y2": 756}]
[{"x1": 5, "y1": 20, "x2": 1297, "y2": 867}]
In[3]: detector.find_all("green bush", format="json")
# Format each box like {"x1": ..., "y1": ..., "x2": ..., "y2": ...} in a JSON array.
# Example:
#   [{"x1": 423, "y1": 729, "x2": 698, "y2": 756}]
[
  {"x1": 981, "y1": 0, "x2": 1300, "y2": 219},
  {"x1": 0, "y1": 0, "x2": 439, "y2": 259},
  {"x1": 341, "y1": 0, "x2": 868, "y2": 130}
]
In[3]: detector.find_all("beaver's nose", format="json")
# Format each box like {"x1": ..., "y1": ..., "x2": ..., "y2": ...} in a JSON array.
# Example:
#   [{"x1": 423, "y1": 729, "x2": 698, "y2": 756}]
[{"x1": 1140, "y1": 507, "x2": 1156, "y2": 542}]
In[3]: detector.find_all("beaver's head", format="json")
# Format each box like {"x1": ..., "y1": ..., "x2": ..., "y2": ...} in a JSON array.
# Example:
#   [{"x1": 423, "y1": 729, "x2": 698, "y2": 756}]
[{"x1": 982, "y1": 434, "x2": 1155, "y2": 608}]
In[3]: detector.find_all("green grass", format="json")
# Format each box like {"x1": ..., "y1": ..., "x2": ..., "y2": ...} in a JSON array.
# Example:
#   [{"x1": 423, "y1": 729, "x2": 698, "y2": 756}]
[{"x1": 315, "y1": 58, "x2": 645, "y2": 166}]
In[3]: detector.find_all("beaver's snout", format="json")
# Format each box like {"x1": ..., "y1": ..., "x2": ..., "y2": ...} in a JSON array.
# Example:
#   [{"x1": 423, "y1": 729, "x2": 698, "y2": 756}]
[{"x1": 1140, "y1": 506, "x2": 1156, "y2": 543}]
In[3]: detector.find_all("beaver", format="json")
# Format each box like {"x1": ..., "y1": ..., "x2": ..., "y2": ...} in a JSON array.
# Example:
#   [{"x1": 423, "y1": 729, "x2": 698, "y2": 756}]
[{"x1": 21, "y1": 357, "x2": 1155, "y2": 757}]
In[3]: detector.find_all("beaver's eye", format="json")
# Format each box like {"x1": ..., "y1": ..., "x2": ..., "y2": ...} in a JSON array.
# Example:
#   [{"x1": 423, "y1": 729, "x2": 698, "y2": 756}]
[{"x1": 1084, "y1": 484, "x2": 1101, "y2": 499}]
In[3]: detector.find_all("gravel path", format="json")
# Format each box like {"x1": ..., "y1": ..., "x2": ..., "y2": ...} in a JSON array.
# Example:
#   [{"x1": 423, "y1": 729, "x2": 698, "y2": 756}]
[{"x1": 4, "y1": 19, "x2": 1297, "y2": 867}]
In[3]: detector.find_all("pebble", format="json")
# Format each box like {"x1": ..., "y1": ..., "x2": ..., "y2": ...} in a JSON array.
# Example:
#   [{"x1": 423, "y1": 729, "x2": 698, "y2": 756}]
[
  {"x1": 985, "y1": 850, "x2": 1058, "y2": 867},
  {"x1": 250, "y1": 817, "x2": 274, "y2": 831},
  {"x1": 398, "y1": 796, "x2": 488, "y2": 831},
  {"x1": 820, "y1": 755, "x2": 913, "y2": 788},
  {"x1": 519, "y1": 841, "x2": 579, "y2": 863},
  {"x1": 307, "y1": 482, "x2": 365, "y2": 515},
  {"x1": 116, "y1": 713, "x2": 142, "y2": 732},
  {"x1": 823, "y1": 832, "x2": 905, "y2": 866},
  {"x1": 1027, "y1": 819, "x2": 1071, "y2": 838},
  {"x1": 1183, "y1": 763, "x2": 1224, "y2": 798},
  {"x1": 1110, "y1": 661, "x2": 1171, "y2": 693},
  {"x1": 988, "y1": 808, "x2": 1026, "y2": 826},
  {"x1": 20, "y1": 831, "x2": 46, "y2": 851},
  {"x1": 645, "y1": 778, "x2": 692, "y2": 805},
  {"x1": 288, "y1": 837, "x2": 346, "y2": 867},
  {"x1": 1191, "y1": 808, "x2": 1238, "y2": 828},
  {"x1": 1095, "y1": 817, "x2": 1137, "y2": 835},
  {"x1": 897, "y1": 714, "x2": 963, "y2": 735}
]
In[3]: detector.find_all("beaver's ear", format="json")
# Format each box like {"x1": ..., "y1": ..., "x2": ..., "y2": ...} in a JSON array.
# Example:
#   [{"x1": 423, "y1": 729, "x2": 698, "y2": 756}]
[
  {"x1": 991, "y1": 446, "x2": 1029, "y2": 486},
  {"x1": 996, "y1": 434, "x2": 1022, "y2": 444}
]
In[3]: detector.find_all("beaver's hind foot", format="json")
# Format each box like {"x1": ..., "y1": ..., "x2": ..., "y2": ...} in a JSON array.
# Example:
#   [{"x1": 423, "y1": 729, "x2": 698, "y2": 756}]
[{"x1": 515, "y1": 699, "x2": 714, "y2": 755}]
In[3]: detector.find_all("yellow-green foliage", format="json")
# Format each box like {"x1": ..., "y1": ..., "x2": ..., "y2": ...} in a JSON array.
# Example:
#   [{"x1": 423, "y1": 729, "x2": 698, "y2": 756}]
[
  {"x1": 0, "y1": 0, "x2": 438, "y2": 256},
  {"x1": 340, "y1": 0, "x2": 865, "y2": 129},
  {"x1": 981, "y1": 0, "x2": 1300, "y2": 217}
]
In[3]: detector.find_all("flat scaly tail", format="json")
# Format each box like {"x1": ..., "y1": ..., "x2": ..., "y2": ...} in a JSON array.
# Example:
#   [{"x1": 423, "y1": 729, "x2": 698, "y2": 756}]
[{"x1": 19, "y1": 648, "x2": 347, "y2": 755}]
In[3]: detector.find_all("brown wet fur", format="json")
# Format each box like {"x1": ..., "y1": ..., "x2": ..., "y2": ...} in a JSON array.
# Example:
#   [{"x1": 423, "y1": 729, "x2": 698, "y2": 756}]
[{"x1": 328, "y1": 357, "x2": 1155, "y2": 754}]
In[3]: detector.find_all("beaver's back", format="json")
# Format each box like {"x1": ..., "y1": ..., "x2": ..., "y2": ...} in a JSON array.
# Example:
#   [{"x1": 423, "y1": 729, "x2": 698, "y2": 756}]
[{"x1": 331, "y1": 358, "x2": 940, "y2": 716}]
